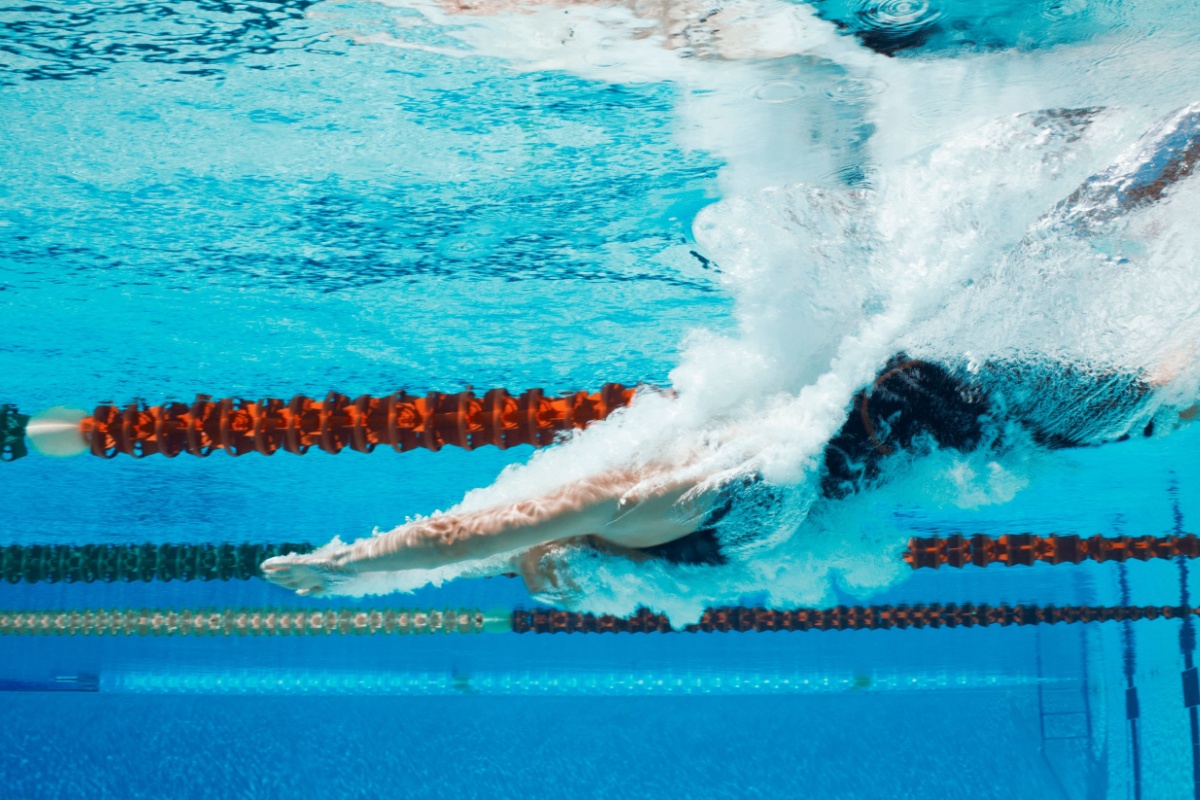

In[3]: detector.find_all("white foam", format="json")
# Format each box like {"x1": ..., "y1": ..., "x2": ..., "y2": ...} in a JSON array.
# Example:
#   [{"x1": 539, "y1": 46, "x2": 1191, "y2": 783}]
[{"x1": 324, "y1": 2, "x2": 1200, "y2": 621}]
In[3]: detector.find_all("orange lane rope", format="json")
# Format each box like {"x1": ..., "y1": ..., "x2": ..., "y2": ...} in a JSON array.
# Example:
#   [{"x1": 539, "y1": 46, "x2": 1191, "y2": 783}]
[
  {"x1": 904, "y1": 533, "x2": 1200, "y2": 568},
  {"x1": 82, "y1": 385, "x2": 636, "y2": 458}
]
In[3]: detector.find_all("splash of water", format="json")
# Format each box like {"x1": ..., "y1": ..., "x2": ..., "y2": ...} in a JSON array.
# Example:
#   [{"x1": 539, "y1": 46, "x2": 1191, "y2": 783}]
[{"x1": 336, "y1": 0, "x2": 1200, "y2": 623}]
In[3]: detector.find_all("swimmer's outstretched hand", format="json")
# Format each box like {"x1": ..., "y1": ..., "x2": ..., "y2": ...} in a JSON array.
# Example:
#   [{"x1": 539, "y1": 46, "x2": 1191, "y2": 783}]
[
  {"x1": 260, "y1": 551, "x2": 354, "y2": 596},
  {"x1": 259, "y1": 466, "x2": 693, "y2": 597}
]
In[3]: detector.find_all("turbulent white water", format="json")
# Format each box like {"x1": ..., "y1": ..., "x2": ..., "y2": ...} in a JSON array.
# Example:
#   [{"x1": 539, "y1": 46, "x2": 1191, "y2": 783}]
[{"x1": 335, "y1": 0, "x2": 1200, "y2": 623}]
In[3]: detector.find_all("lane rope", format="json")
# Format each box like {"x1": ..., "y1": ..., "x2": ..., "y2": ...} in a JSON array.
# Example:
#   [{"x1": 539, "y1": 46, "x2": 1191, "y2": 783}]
[
  {"x1": 3, "y1": 533, "x2": 1198, "y2": 585},
  {"x1": 1, "y1": 603, "x2": 1195, "y2": 637},
  {"x1": 4, "y1": 384, "x2": 637, "y2": 461}
]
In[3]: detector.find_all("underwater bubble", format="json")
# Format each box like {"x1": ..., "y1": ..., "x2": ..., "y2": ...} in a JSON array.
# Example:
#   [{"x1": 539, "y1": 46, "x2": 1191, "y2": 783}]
[
  {"x1": 854, "y1": 0, "x2": 942, "y2": 55},
  {"x1": 584, "y1": 51, "x2": 624, "y2": 68},
  {"x1": 584, "y1": 37, "x2": 622, "y2": 68},
  {"x1": 908, "y1": 98, "x2": 965, "y2": 130},
  {"x1": 825, "y1": 77, "x2": 888, "y2": 104},
  {"x1": 1042, "y1": 0, "x2": 1088, "y2": 20},
  {"x1": 750, "y1": 80, "x2": 806, "y2": 104},
  {"x1": 856, "y1": 0, "x2": 942, "y2": 33}
]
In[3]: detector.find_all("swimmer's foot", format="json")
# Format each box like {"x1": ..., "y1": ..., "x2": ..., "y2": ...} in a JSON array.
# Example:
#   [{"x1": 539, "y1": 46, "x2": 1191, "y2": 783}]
[{"x1": 261, "y1": 550, "x2": 355, "y2": 596}]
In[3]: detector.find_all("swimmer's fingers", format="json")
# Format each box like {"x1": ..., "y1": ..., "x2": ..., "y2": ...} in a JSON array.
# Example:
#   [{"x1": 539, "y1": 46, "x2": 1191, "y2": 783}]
[
  {"x1": 259, "y1": 556, "x2": 339, "y2": 596},
  {"x1": 517, "y1": 541, "x2": 588, "y2": 605},
  {"x1": 517, "y1": 544, "x2": 558, "y2": 595},
  {"x1": 261, "y1": 555, "x2": 309, "y2": 575},
  {"x1": 259, "y1": 560, "x2": 294, "y2": 585}
]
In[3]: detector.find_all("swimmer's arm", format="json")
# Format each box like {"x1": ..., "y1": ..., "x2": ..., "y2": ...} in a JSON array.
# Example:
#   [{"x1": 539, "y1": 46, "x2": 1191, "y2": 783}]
[
  {"x1": 515, "y1": 537, "x2": 658, "y2": 603},
  {"x1": 261, "y1": 467, "x2": 710, "y2": 595},
  {"x1": 324, "y1": 471, "x2": 643, "y2": 574}
]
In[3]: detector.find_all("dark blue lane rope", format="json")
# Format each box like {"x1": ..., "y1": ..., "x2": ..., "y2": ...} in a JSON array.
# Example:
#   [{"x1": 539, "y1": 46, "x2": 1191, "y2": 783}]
[
  {"x1": 1118, "y1": 554, "x2": 1142, "y2": 800},
  {"x1": 1170, "y1": 480, "x2": 1200, "y2": 800}
]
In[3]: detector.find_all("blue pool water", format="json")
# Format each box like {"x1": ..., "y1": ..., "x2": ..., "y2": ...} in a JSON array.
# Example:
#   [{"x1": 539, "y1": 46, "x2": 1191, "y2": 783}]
[{"x1": 5, "y1": 0, "x2": 1200, "y2": 797}]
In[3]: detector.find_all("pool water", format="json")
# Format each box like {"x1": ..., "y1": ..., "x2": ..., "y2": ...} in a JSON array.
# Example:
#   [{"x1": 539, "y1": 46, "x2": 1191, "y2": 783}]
[{"x1": 4, "y1": 1, "x2": 1200, "y2": 797}]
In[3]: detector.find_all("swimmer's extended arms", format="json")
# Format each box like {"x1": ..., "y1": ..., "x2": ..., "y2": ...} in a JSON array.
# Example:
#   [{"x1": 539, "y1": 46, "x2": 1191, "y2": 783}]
[{"x1": 261, "y1": 468, "x2": 711, "y2": 595}]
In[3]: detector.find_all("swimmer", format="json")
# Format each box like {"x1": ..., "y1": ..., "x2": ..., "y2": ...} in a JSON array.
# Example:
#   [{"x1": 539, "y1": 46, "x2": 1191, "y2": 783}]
[
  {"x1": 261, "y1": 357, "x2": 1187, "y2": 600},
  {"x1": 262, "y1": 103, "x2": 1200, "y2": 603}
]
